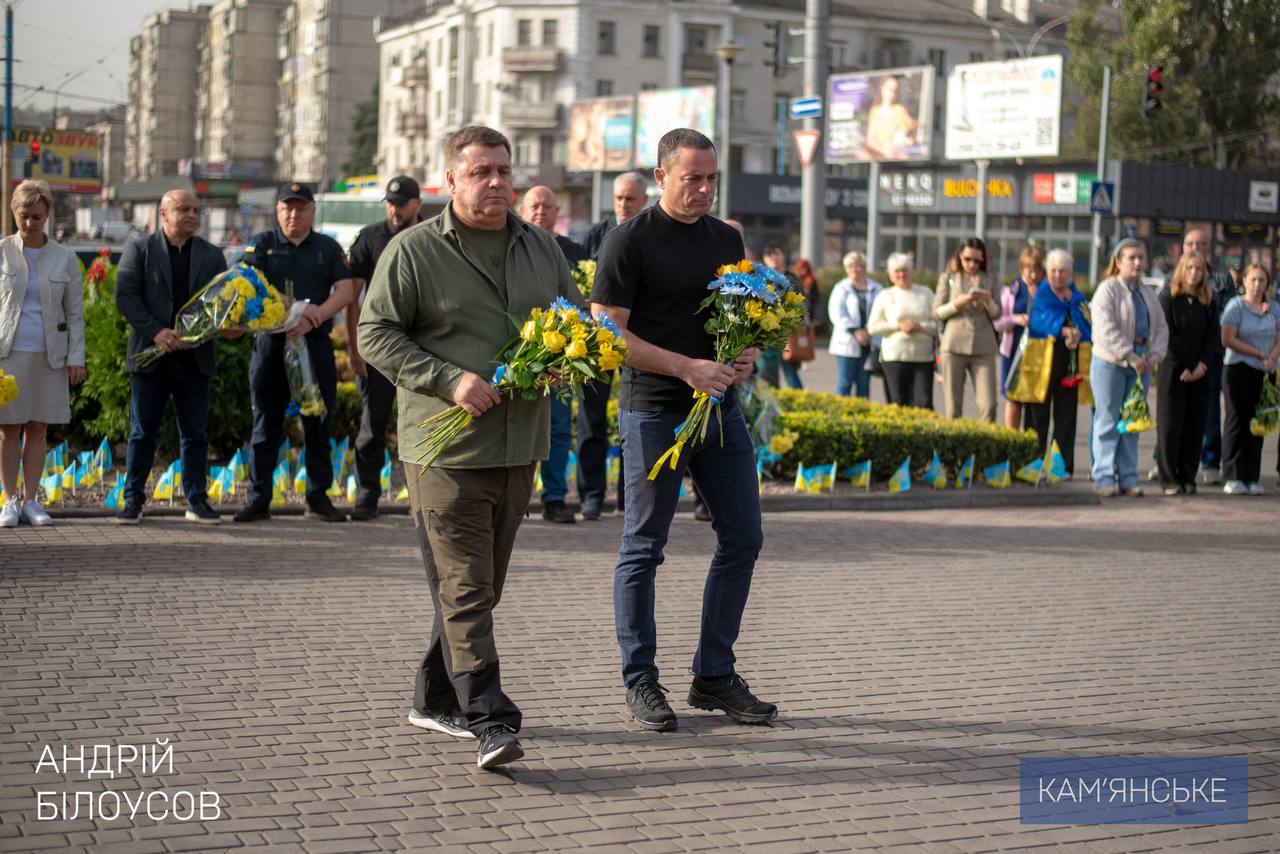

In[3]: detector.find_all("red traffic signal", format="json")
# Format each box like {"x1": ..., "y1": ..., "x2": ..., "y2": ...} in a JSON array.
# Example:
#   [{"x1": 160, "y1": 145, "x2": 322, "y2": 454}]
[
  {"x1": 29, "y1": 140, "x2": 40, "y2": 158},
  {"x1": 1141, "y1": 66, "x2": 1164, "y2": 119}
]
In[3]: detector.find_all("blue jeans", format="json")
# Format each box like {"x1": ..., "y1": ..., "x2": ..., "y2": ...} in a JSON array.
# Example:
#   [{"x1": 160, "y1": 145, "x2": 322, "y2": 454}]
[
  {"x1": 614, "y1": 398, "x2": 763, "y2": 687},
  {"x1": 835, "y1": 354, "x2": 871, "y2": 398},
  {"x1": 541, "y1": 395, "x2": 572, "y2": 502},
  {"x1": 1090, "y1": 358, "x2": 1150, "y2": 489},
  {"x1": 781, "y1": 360, "x2": 804, "y2": 389},
  {"x1": 1201, "y1": 350, "x2": 1224, "y2": 469},
  {"x1": 124, "y1": 357, "x2": 210, "y2": 506}
]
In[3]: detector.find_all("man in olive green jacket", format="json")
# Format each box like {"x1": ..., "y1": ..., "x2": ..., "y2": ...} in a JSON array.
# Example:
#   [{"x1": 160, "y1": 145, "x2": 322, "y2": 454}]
[{"x1": 358, "y1": 126, "x2": 581, "y2": 771}]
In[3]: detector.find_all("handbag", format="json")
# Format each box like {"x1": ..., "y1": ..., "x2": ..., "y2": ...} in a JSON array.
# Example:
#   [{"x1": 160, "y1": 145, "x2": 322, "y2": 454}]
[
  {"x1": 783, "y1": 323, "x2": 816, "y2": 363},
  {"x1": 1006, "y1": 334, "x2": 1055, "y2": 403},
  {"x1": 866, "y1": 345, "x2": 883, "y2": 375}
]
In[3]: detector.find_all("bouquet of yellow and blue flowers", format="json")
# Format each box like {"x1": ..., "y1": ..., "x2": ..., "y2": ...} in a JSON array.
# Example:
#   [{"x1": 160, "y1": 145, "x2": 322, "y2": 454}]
[
  {"x1": 571, "y1": 259, "x2": 597, "y2": 302},
  {"x1": 285, "y1": 338, "x2": 326, "y2": 418},
  {"x1": 0, "y1": 367, "x2": 17, "y2": 407},
  {"x1": 1116, "y1": 380, "x2": 1154, "y2": 434},
  {"x1": 416, "y1": 297, "x2": 628, "y2": 467},
  {"x1": 134, "y1": 262, "x2": 291, "y2": 367},
  {"x1": 1250, "y1": 374, "x2": 1278, "y2": 437},
  {"x1": 647, "y1": 259, "x2": 807, "y2": 479}
]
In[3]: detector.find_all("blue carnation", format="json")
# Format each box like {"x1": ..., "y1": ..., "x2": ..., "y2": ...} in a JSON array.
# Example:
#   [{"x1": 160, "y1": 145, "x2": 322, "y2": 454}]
[
  {"x1": 245, "y1": 297, "x2": 264, "y2": 320},
  {"x1": 490, "y1": 365, "x2": 507, "y2": 385},
  {"x1": 285, "y1": 401, "x2": 301, "y2": 417}
]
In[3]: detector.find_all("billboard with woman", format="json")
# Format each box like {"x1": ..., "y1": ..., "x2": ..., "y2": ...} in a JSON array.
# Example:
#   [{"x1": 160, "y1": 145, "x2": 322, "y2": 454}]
[{"x1": 826, "y1": 66, "x2": 934, "y2": 164}]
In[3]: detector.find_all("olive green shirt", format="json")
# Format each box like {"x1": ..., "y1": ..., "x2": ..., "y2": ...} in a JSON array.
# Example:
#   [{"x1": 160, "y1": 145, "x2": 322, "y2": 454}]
[{"x1": 358, "y1": 204, "x2": 582, "y2": 468}]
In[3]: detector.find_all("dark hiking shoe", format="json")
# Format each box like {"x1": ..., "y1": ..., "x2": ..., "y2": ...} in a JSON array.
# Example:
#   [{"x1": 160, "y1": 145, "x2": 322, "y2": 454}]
[
  {"x1": 408, "y1": 708, "x2": 474, "y2": 739},
  {"x1": 233, "y1": 503, "x2": 271, "y2": 523},
  {"x1": 626, "y1": 675, "x2": 677, "y2": 731},
  {"x1": 688, "y1": 672, "x2": 778, "y2": 724},
  {"x1": 476, "y1": 726, "x2": 524, "y2": 770}
]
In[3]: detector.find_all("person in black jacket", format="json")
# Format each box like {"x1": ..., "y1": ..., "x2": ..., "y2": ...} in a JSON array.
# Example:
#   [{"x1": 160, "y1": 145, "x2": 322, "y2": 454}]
[
  {"x1": 1155, "y1": 251, "x2": 1219, "y2": 495},
  {"x1": 581, "y1": 172, "x2": 648, "y2": 259},
  {"x1": 115, "y1": 190, "x2": 229, "y2": 525}
]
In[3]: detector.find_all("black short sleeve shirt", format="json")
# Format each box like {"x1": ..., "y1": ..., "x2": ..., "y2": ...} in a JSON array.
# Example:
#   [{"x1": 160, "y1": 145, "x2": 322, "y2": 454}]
[
  {"x1": 244, "y1": 227, "x2": 350, "y2": 332},
  {"x1": 591, "y1": 204, "x2": 745, "y2": 411}
]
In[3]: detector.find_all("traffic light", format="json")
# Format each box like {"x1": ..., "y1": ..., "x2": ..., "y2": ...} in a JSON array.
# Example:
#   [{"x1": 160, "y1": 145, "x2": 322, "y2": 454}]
[
  {"x1": 763, "y1": 21, "x2": 786, "y2": 78},
  {"x1": 1141, "y1": 66, "x2": 1163, "y2": 119},
  {"x1": 29, "y1": 140, "x2": 40, "y2": 160}
]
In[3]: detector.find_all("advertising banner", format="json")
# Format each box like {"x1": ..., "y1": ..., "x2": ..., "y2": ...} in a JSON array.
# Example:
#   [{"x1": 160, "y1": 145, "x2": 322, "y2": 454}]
[
  {"x1": 826, "y1": 66, "x2": 934, "y2": 164},
  {"x1": 9, "y1": 126, "x2": 102, "y2": 194},
  {"x1": 567, "y1": 96, "x2": 635, "y2": 172},
  {"x1": 633, "y1": 86, "x2": 715, "y2": 168},
  {"x1": 944, "y1": 55, "x2": 1063, "y2": 160}
]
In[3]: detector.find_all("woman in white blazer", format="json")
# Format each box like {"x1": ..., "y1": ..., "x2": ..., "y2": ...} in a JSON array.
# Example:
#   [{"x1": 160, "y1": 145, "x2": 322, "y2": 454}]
[
  {"x1": 827, "y1": 251, "x2": 884, "y2": 398},
  {"x1": 0, "y1": 179, "x2": 86, "y2": 527}
]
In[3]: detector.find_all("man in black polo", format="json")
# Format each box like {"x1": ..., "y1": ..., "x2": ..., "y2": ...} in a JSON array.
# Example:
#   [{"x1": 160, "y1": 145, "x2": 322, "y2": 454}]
[
  {"x1": 346, "y1": 175, "x2": 424, "y2": 520},
  {"x1": 234, "y1": 182, "x2": 355, "y2": 523}
]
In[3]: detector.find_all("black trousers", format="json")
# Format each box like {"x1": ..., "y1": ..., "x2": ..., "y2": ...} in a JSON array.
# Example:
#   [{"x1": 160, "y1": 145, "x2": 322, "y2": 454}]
[
  {"x1": 1155, "y1": 362, "x2": 1210, "y2": 488},
  {"x1": 1222, "y1": 362, "x2": 1267, "y2": 484},
  {"x1": 576, "y1": 377, "x2": 624, "y2": 509},
  {"x1": 123, "y1": 356, "x2": 211, "y2": 505},
  {"x1": 354, "y1": 363, "x2": 396, "y2": 505},
  {"x1": 882, "y1": 360, "x2": 934, "y2": 410},
  {"x1": 247, "y1": 333, "x2": 337, "y2": 507},
  {"x1": 1024, "y1": 339, "x2": 1079, "y2": 476}
]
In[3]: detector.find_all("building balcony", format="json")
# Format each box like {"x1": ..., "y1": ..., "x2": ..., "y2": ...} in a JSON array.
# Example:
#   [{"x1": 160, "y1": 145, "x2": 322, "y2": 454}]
[
  {"x1": 502, "y1": 46, "x2": 563, "y2": 74},
  {"x1": 681, "y1": 52, "x2": 717, "y2": 76},
  {"x1": 401, "y1": 63, "x2": 429, "y2": 88},
  {"x1": 396, "y1": 113, "x2": 428, "y2": 135},
  {"x1": 501, "y1": 102, "x2": 560, "y2": 130}
]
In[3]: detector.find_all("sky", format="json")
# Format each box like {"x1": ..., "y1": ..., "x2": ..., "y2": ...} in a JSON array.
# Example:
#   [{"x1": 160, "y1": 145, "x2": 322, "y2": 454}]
[{"x1": 8, "y1": 0, "x2": 173, "y2": 113}]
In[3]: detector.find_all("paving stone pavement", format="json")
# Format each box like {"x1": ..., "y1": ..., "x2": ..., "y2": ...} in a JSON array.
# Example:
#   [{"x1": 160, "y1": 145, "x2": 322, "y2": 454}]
[{"x1": 2, "y1": 497, "x2": 1279, "y2": 853}]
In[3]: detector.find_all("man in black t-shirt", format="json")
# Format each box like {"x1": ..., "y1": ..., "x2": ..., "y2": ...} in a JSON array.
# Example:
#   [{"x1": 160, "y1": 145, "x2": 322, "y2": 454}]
[
  {"x1": 345, "y1": 176, "x2": 424, "y2": 520},
  {"x1": 591, "y1": 128, "x2": 778, "y2": 732}
]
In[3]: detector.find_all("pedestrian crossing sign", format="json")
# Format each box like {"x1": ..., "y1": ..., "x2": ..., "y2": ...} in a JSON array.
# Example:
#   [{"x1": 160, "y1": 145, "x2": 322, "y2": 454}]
[{"x1": 1089, "y1": 181, "x2": 1114, "y2": 215}]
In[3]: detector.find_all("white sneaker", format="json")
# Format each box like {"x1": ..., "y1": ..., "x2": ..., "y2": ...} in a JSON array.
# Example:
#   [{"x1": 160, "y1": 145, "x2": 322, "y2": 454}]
[
  {"x1": 20, "y1": 499, "x2": 53, "y2": 526},
  {"x1": 1202, "y1": 467, "x2": 1222, "y2": 484},
  {"x1": 1223, "y1": 480, "x2": 1247, "y2": 495},
  {"x1": 1246, "y1": 482, "x2": 1265, "y2": 496},
  {"x1": 0, "y1": 495, "x2": 20, "y2": 527},
  {"x1": 1146, "y1": 466, "x2": 1160, "y2": 481}
]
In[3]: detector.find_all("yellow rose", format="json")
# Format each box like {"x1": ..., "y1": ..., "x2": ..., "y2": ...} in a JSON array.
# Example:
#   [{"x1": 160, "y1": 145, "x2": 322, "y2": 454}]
[
  {"x1": 785, "y1": 291, "x2": 805, "y2": 305},
  {"x1": 595, "y1": 327, "x2": 614, "y2": 346},
  {"x1": 736, "y1": 259, "x2": 754, "y2": 274},
  {"x1": 758, "y1": 311, "x2": 780, "y2": 331},
  {"x1": 744, "y1": 299, "x2": 764, "y2": 320},
  {"x1": 565, "y1": 338, "x2": 588, "y2": 360},
  {"x1": 543, "y1": 330, "x2": 567, "y2": 352},
  {"x1": 598, "y1": 348, "x2": 623, "y2": 371},
  {"x1": 521, "y1": 320, "x2": 539, "y2": 342}
]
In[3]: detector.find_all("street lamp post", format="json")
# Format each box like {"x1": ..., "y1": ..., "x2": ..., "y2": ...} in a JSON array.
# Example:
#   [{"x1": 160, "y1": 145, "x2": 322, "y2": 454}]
[{"x1": 714, "y1": 41, "x2": 743, "y2": 221}]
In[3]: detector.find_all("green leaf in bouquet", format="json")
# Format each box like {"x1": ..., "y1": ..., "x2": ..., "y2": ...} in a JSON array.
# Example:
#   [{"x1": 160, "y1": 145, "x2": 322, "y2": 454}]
[
  {"x1": 530, "y1": 361, "x2": 545, "y2": 374},
  {"x1": 572, "y1": 360, "x2": 598, "y2": 379}
]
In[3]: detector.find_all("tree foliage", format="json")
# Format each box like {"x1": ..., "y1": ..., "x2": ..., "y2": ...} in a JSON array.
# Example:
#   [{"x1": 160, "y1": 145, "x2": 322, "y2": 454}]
[
  {"x1": 341, "y1": 83, "x2": 380, "y2": 178},
  {"x1": 1064, "y1": 0, "x2": 1280, "y2": 168}
]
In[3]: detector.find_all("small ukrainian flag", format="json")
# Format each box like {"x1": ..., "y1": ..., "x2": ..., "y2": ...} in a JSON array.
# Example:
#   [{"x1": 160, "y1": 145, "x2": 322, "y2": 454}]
[
  {"x1": 345, "y1": 474, "x2": 358, "y2": 504},
  {"x1": 923, "y1": 451, "x2": 947, "y2": 489},
  {"x1": 1015, "y1": 458, "x2": 1044, "y2": 484},
  {"x1": 842, "y1": 459, "x2": 871, "y2": 489},
  {"x1": 1044, "y1": 441, "x2": 1068, "y2": 483},
  {"x1": 103, "y1": 474, "x2": 125, "y2": 509},
  {"x1": 984, "y1": 460, "x2": 1012, "y2": 489},
  {"x1": 888, "y1": 457, "x2": 911, "y2": 493},
  {"x1": 955, "y1": 454, "x2": 976, "y2": 489}
]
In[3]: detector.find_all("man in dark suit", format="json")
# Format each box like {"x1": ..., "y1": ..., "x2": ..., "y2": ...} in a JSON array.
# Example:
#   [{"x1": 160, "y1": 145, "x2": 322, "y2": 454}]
[{"x1": 115, "y1": 189, "x2": 229, "y2": 524}]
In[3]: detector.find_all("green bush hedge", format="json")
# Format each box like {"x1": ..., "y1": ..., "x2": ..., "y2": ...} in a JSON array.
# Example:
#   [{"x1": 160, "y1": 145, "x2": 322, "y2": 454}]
[{"x1": 772, "y1": 389, "x2": 1039, "y2": 481}]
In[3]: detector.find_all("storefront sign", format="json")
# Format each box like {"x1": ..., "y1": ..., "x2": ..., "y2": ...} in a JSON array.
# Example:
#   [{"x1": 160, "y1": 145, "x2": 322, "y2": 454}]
[
  {"x1": 879, "y1": 171, "x2": 935, "y2": 207},
  {"x1": 1033, "y1": 171, "x2": 1096, "y2": 206},
  {"x1": 943, "y1": 177, "x2": 1014, "y2": 199},
  {"x1": 1248, "y1": 180, "x2": 1278, "y2": 214},
  {"x1": 10, "y1": 126, "x2": 101, "y2": 194}
]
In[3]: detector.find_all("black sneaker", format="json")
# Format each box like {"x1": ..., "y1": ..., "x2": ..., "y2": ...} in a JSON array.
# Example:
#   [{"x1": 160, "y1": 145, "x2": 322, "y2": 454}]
[
  {"x1": 184, "y1": 498, "x2": 222, "y2": 525},
  {"x1": 115, "y1": 498, "x2": 144, "y2": 525},
  {"x1": 626, "y1": 675, "x2": 677, "y2": 731},
  {"x1": 304, "y1": 497, "x2": 347, "y2": 522},
  {"x1": 350, "y1": 500, "x2": 379, "y2": 521},
  {"x1": 408, "y1": 708, "x2": 475, "y2": 739},
  {"x1": 693, "y1": 501, "x2": 712, "y2": 522},
  {"x1": 580, "y1": 495, "x2": 603, "y2": 521},
  {"x1": 233, "y1": 503, "x2": 271, "y2": 523},
  {"x1": 476, "y1": 725, "x2": 523, "y2": 770},
  {"x1": 688, "y1": 672, "x2": 778, "y2": 724},
  {"x1": 541, "y1": 499, "x2": 575, "y2": 524}
]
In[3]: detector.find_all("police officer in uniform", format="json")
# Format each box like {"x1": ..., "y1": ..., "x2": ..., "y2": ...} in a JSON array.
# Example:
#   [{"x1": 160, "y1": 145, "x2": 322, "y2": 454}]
[
  {"x1": 234, "y1": 182, "x2": 355, "y2": 523},
  {"x1": 345, "y1": 176, "x2": 424, "y2": 520}
]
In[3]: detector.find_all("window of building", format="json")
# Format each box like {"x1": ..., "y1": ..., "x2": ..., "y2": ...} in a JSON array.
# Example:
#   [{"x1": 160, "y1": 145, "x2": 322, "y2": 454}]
[
  {"x1": 641, "y1": 82, "x2": 658, "y2": 91},
  {"x1": 685, "y1": 25, "x2": 710, "y2": 55},
  {"x1": 829, "y1": 40, "x2": 849, "y2": 70},
  {"x1": 539, "y1": 77, "x2": 555, "y2": 101},
  {"x1": 874, "y1": 37, "x2": 911, "y2": 69},
  {"x1": 598, "y1": 21, "x2": 616, "y2": 55},
  {"x1": 730, "y1": 88, "x2": 746, "y2": 121},
  {"x1": 928, "y1": 48, "x2": 945, "y2": 77},
  {"x1": 542, "y1": 19, "x2": 558, "y2": 47},
  {"x1": 539, "y1": 135, "x2": 555, "y2": 164},
  {"x1": 487, "y1": 23, "x2": 494, "y2": 56},
  {"x1": 595, "y1": 79, "x2": 614, "y2": 96},
  {"x1": 515, "y1": 136, "x2": 534, "y2": 165},
  {"x1": 516, "y1": 19, "x2": 530, "y2": 47},
  {"x1": 643, "y1": 24, "x2": 660, "y2": 58},
  {"x1": 969, "y1": 51, "x2": 984, "y2": 62}
]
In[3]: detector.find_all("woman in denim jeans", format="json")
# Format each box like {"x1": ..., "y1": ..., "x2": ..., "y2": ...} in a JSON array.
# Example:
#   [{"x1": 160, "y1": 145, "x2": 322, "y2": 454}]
[
  {"x1": 1088, "y1": 239, "x2": 1168, "y2": 497},
  {"x1": 827, "y1": 251, "x2": 883, "y2": 398}
]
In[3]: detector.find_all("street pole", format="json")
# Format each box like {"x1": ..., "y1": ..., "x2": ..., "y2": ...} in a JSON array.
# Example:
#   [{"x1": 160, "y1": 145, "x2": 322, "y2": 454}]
[
  {"x1": 974, "y1": 158, "x2": 989, "y2": 241},
  {"x1": 2, "y1": 3, "x2": 12, "y2": 236},
  {"x1": 1088, "y1": 64, "x2": 1111, "y2": 286},
  {"x1": 715, "y1": 42, "x2": 742, "y2": 221},
  {"x1": 799, "y1": 0, "x2": 828, "y2": 263},
  {"x1": 866, "y1": 161, "x2": 880, "y2": 270},
  {"x1": 590, "y1": 171, "x2": 602, "y2": 225}
]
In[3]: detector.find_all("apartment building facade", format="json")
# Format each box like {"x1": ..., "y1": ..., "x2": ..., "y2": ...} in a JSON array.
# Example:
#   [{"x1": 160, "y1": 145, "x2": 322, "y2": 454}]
[{"x1": 125, "y1": 6, "x2": 209, "y2": 181}]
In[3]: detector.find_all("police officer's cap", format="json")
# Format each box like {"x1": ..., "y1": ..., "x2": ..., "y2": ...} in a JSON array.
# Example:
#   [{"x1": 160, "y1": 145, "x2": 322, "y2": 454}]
[
  {"x1": 276, "y1": 182, "x2": 315, "y2": 204},
  {"x1": 384, "y1": 175, "x2": 421, "y2": 205}
]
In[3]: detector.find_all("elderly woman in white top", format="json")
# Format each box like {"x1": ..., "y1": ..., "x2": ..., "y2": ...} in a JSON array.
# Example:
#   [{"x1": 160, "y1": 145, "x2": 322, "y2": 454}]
[
  {"x1": 0, "y1": 180, "x2": 86, "y2": 527},
  {"x1": 866, "y1": 252, "x2": 938, "y2": 409},
  {"x1": 827, "y1": 251, "x2": 884, "y2": 398},
  {"x1": 1088, "y1": 238, "x2": 1168, "y2": 497}
]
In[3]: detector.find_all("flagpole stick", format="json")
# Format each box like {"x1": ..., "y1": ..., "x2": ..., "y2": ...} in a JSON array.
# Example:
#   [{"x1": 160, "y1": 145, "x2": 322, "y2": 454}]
[{"x1": 866, "y1": 460, "x2": 872, "y2": 493}]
